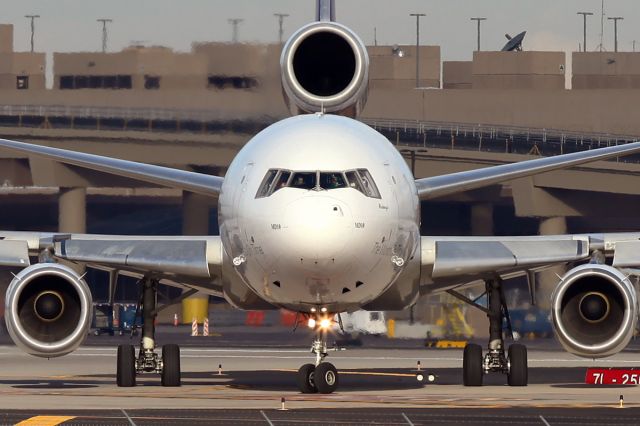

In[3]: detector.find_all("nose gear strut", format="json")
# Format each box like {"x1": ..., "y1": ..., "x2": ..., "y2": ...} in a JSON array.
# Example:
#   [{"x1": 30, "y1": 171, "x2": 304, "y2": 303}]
[{"x1": 297, "y1": 312, "x2": 340, "y2": 394}]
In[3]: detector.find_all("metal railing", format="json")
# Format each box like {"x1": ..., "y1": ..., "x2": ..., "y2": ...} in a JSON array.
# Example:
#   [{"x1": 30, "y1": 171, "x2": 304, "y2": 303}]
[
  {"x1": 0, "y1": 104, "x2": 638, "y2": 162},
  {"x1": 363, "y1": 117, "x2": 640, "y2": 163}
]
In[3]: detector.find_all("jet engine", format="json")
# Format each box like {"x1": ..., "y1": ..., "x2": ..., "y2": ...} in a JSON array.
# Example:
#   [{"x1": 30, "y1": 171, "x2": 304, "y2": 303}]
[
  {"x1": 551, "y1": 263, "x2": 637, "y2": 358},
  {"x1": 5, "y1": 263, "x2": 92, "y2": 357},
  {"x1": 281, "y1": 21, "x2": 369, "y2": 116}
]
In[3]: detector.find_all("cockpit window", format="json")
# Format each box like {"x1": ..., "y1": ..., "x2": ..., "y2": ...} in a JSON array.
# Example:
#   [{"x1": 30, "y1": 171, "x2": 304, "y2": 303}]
[
  {"x1": 345, "y1": 171, "x2": 363, "y2": 192},
  {"x1": 256, "y1": 169, "x2": 277, "y2": 198},
  {"x1": 291, "y1": 172, "x2": 316, "y2": 189},
  {"x1": 272, "y1": 171, "x2": 291, "y2": 194},
  {"x1": 357, "y1": 169, "x2": 381, "y2": 198},
  {"x1": 256, "y1": 168, "x2": 381, "y2": 198},
  {"x1": 320, "y1": 172, "x2": 347, "y2": 189}
]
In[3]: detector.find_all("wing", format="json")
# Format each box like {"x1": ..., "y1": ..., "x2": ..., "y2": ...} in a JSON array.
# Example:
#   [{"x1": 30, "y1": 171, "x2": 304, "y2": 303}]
[
  {"x1": 419, "y1": 232, "x2": 640, "y2": 293},
  {"x1": 0, "y1": 231, "x2": 224, "y2": 295},
  {"x1": 0, "y1": 138, "x2": 223, "y2": 197},
  {"x1": 415, "y1": 141, "x2": 640, "y2": 200}
]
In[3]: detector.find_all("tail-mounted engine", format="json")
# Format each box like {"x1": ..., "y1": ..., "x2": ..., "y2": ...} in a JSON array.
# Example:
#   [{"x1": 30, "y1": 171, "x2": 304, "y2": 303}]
[
  {"x1": 281, "y1": 21, "x2": 369, "y2": 117},
  {"x1": 551, "y1": 264, "x2": 638, "y2": 358},
  {"x1": 5, "y1": 263, "x2": 92, "y2": 357}
]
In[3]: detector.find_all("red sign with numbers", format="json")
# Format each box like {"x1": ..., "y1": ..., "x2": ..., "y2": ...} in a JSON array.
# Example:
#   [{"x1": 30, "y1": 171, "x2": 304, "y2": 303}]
[{"x1": 585, "y1": 368, "x2": 640, "y2": 385}]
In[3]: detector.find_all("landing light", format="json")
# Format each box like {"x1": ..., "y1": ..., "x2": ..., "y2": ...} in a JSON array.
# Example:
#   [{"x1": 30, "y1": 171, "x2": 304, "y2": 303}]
[
  {"x1": 320, "y1": 318, "x2": 331, "y2": 329},
  {"x1": 308, "y1": 318, "x2": 316, "y2": 328}
]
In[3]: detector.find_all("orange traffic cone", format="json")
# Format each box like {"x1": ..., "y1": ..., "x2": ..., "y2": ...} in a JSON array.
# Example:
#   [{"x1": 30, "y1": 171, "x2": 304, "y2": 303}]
[{"x1": 173, "y1": 313, "x2": 179, "y2": 327}]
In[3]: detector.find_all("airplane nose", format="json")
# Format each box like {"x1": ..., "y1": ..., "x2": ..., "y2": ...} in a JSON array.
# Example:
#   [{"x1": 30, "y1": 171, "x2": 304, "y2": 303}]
[{"x1": 283, "y1": 196, "x2": 353, "y2": 261}]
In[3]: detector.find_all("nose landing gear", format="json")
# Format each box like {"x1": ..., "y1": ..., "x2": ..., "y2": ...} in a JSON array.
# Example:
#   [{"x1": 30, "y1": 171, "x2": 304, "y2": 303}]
[{"x1": 297, "y1": 313, "x2": 339, "y2": 394}]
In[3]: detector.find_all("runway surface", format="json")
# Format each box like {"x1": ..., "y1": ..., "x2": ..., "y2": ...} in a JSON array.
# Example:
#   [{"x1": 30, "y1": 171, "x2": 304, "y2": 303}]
[{"x1": 1, "y1": 328, "x2": 640, "y2": 424}]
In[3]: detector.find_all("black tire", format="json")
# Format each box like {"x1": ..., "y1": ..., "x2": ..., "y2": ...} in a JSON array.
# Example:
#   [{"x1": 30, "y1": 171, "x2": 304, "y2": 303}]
[
  {"x1": 315, "y1": 362, "x2": 339, "y2": 394},
  {"x1": 117, "y1": 344, "x2": 136, "y2": 387},
  {"x1": 463, "y1": 343, "x2": 483, "y2": 386},
  {"x1": 161, "y1": 344, "x2": 181, "y2": 387},
  {"x1": 507, "y1": 344, "x2": 528, "y2": 386},
  {"x1": 297, "y1": 363, "x2": 317, "y2": 394}
]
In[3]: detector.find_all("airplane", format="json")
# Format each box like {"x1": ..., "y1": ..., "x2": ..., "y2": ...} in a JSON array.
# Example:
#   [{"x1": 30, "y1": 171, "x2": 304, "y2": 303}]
[{"x1": 1, "y1": 0, "x2": 640, "y2": 394}]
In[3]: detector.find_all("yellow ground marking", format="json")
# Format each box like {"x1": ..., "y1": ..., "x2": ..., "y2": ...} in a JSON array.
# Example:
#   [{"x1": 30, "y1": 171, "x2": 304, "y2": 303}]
[
  {"x1": 16, "y1": 416, "x2": 76, "y2": 426},
  {"x1": 270, "y1": 368, "x2": 418, "y2": 378}
]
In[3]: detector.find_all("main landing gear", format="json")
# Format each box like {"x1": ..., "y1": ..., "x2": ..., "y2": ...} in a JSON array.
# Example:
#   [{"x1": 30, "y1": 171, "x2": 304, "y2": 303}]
[
  {"x1": 297, "y1": 313, "x2": 339, "y2": 394},
  {"x1": 116, "y1": 277, "x2": 181, "y2": 387},
  {"x1": 461, "y1": 279, "x2": 528, "y2": 387}
]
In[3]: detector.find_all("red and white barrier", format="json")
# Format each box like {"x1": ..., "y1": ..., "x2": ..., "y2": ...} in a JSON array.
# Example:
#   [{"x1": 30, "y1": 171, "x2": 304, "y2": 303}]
[
  {"x1": 191, "y1": 317, "x2": 198, "y2": 336},
  {"x1": 203, "y1": 318, "x2": 209, "y2": 336}
]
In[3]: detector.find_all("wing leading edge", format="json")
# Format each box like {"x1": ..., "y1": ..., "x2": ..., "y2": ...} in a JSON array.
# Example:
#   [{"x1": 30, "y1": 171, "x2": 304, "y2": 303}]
[
  {"x1": 0, "y1": 138, "x2": 224, "y2": 197},
  {"x1": 415, "y1": 141, "x2": 640, "y2": 200}
]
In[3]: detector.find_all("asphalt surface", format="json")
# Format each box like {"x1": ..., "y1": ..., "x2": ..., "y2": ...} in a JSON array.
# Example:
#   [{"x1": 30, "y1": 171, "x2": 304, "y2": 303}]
[
  {"x1": 1, "y1": 326, "x2": 640, "y2": 424},
  {"x1": 4, "y1": 407, "x2": 640, "y2": 425}
]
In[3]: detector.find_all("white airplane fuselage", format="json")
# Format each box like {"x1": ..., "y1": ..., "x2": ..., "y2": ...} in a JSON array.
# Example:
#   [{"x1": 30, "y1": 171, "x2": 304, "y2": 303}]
[{"x1": 219, "y1": 114, "x2": 421, "y2": 313}]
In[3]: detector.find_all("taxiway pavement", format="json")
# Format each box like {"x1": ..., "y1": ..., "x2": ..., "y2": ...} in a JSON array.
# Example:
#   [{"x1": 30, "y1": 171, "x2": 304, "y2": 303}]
[{"x1": 1, "y1": 327, "x2": 640, "y2": 424}]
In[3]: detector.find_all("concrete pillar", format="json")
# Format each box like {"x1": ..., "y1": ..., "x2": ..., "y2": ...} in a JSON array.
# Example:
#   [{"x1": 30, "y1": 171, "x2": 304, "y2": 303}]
[
  {"x1": 58, "y1": 187, "x2": 86, "y2": 234},
  {"x1": 537, "y1": 216, "x2": 568, "y2": 309},
  {"x1": 539, "y1": 216, "x2": 567, "y2": 236},
  {"x1": 471, "y1": 203, "x2": 494, "y2": 236},
  {"x1": 182, "y1": 191, "x2": 209, "y2": 236}
]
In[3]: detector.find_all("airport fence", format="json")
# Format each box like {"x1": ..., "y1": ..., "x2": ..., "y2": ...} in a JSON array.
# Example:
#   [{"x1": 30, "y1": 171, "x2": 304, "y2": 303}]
[
  {"x1": 0, "y1": 104, "x2": 638, "y2": 163},
  {"x1": 363, "y1": 118, "x2": 640, "y2": 163}
]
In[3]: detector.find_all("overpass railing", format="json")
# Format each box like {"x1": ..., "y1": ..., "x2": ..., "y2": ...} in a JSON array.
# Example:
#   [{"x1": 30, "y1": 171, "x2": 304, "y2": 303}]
[{"x1": 0, "y1": 104, "x2": 638, "y2": 163}]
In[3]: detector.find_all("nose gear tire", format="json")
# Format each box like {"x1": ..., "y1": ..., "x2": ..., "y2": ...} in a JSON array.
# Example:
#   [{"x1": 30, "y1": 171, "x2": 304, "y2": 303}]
[
  {"x1": 315, "y1": 362, "x2": 339, "y2": 394},
  {"x1": 297, "y1": 363, "x2": 318, "y2": 393}
]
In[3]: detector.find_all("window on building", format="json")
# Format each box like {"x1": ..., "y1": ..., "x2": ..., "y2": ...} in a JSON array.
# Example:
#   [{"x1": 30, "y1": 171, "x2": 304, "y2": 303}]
[
  {"x1": 103, "y1": 75, "x2": 117, "y2": 89},
  {"x1": 16, "y1": 76, "x2": 28, "y2": 90},
  {"x1": 59, "y1": 74, "x2": 133, "y2": 90},
  {"x1": 117, "y1": 75, "x2": 132, "y2": 89},
  {"x1": 207, "y1": 75, "x2": 258, "y2": 90},
  {"x1": 88, "y1": 75, "x2": 102, "y2": 88},
  {"x1": 60, "y1": 75, "x2": 74, "y2": 89},
  {"x1": 144, "y1": 75, "x2": 160, "y2": 90}
]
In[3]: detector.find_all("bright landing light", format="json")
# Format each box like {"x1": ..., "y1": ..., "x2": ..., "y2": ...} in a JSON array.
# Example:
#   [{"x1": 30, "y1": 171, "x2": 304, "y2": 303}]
[{"x1": 320, "y1": 318, "x2": 331, "y2": 329}]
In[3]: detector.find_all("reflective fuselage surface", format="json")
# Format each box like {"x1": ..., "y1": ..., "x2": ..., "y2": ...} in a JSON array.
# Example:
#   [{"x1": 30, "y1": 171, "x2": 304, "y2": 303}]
[{"x1": 219, "y1": 114, "x2": 420, "y2": 313}]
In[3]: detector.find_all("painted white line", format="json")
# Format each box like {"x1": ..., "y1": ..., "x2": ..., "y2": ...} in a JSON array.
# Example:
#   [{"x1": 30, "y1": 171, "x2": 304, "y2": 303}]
[
  {"x1": 121, "y1": 408, "x2": 137, "y2": 426},
  {"x1": 539, "y1": 414, "x2": 551, "y2": 426},
  {"x1": 260, "y1": 410, "x2": 275, "y2": 426},
  {"x1": 402, "y1": 412, "x2": 415, "y2": 426}
]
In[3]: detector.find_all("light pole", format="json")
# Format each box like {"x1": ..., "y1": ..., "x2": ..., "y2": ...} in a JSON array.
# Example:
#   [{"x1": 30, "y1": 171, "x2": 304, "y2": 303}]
[
  {"x1": 577, "y1": 12, "x2": 593, "y2": 52},
  {"x1": 608, "y1": 17, "x2": 623, "y2": 52},
  {"x1": 228, "y1": 18, "x2": 244, "y2": 43},
  {"x1": 97, "y1": 18, "x2": 112, "y2": 53},
  {"x1": 24, "y1": 15, "x2": 40, "y2": 53},
  {"x1": 409, "y1": 13, "x2": 426, "y2": 88},
  {"x1": 470, "y1": 17, "x2": 486, "y2": 52},
  {"x1": 274, "y1": 13, "x2": 289, "y2": 44}
]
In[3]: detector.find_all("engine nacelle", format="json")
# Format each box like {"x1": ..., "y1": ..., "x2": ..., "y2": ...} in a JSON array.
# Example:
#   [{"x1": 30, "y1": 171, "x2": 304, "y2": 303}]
[
  {"x1": 281, "y1": 21, "x2": 369, "y2": 117},
  {"x1": 5, "y1": 263, "x2": 92, "y2": 357},
  {"x1": 551, "y1": 264, "x2": 637, "y2": 358}
]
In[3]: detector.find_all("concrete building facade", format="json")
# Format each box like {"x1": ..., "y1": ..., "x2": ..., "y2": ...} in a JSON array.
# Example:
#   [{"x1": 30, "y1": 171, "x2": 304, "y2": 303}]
[{"x1": 0, "y1": 24, "x2": 45, "y2": 90}]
